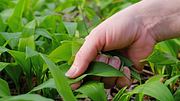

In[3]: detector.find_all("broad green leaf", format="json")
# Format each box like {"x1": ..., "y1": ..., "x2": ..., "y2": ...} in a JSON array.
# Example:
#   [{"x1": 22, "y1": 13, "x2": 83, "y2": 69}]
[
  {"x1": 63, "y1": 22, "x2": 77, "y2": 34},
  {"x1": 18, "y1": 20, "x2": 36, "y2": 51},
  {"x1": 18, "y1": 35, "x2": 35, "y2": 51},
  {"x1": 26, "y1": 47, "x2": 39, "y2": 58},
  {"x1": 48, "y1": 42, "x2": 82, "y2": 63},
  {"x1": 147, "y1": 50, "x2": 179, "y2": 65},
  {"x1": 76, "y1": 81, "x2": 106, "y2": 101},
  {"x1": 129, "y1": 81, "x2": 174, "y2": 101},
  {"x1": 29, "y1": 78, "x2": 56, "y2": 93},
  {"x1": 0, "y1": 94, "x2": 54, "y2": 101},
  {"x1": 29, "y1": 61, "x2": 124, "y2": 93},
  {"x1": 8, "y1": 0, "x2": 26, "y2": 32},
  {"x1": 0, "y1": 62, "x2": 9, "y2": 71},
  {"x1": 156, "y1": 40, "x2": 180, "y2": 57},
  {"x1": 21, "y1": 20, "x2": 36, "y2": 37},
  {"x1": 86, "y1": 62, "x2": 124, "y2": 77},
  {"x1": 59, "y1": 62, "x2": 124, "y2": 84},
  {"x1": 40, "y1": 54, "x2": 76, "y2": 101},
  {"x1": 38, "y1": 15, "x2": 56, "y2": 33},
  {"x1": 0, "y1": 78, "x2": 11, "y2": 97}
]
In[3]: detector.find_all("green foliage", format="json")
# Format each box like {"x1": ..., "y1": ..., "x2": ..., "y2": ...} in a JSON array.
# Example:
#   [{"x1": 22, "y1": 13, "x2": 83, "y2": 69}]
[
  {"x1": 76, "y1": 81, "x2": 107, "y2": 101},
  {"x1": 0, "y1": 78, "x2": 11, "y2": 97},
  {"x1": 0, "y1": 0, "x2": 180, "y2": 101}
]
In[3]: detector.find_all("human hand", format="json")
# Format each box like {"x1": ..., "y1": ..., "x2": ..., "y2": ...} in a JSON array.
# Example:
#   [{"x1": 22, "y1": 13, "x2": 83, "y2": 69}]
[{"x1": 66, "y1": 0, "x2": 180, "y2": 89}]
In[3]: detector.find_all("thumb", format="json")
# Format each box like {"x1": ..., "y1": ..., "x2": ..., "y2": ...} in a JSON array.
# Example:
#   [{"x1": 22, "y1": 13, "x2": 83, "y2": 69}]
[{"x1": 65, "y1": 32, "x2": 104, "y2": 78}]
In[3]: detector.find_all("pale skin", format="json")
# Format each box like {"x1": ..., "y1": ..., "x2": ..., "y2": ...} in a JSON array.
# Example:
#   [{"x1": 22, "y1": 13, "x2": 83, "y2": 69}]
[{"x1": 66, "y1": 0, "x2": 180, "y2": 89}]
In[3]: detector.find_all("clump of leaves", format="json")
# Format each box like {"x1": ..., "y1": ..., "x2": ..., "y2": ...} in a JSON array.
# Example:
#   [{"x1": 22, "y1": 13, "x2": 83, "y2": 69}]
[{"x1": 0, "y1": 0, "x2": 180, "y2": 101}]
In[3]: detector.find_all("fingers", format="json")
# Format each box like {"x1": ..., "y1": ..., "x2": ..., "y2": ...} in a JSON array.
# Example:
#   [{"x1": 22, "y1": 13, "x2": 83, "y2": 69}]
[
  {"x1": 101, "y1": 56, "x2": 121, "y2": 88},
  {"x1": 71, "y1": 81, "x2": 81, "y2": 90},
  {"x1": 92, "y1": 54, "x2": 109, "y2": 81},
  {"x1": 116, "y1": 66, "x2": 131, "y2": 88},
  {"x1": 70, "y1": 54, "x2": 132, "y2": 90},
  {"x1": 65, "y1": 33, "x2": 104, "y2": 78},
  {"x1": 94, "y1": 54, "x2": 132, "y2": 88}
]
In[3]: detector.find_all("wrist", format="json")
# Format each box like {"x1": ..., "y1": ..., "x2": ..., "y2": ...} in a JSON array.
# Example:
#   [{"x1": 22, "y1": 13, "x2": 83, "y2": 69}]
[{"x1": 136, "y1": 0, "x2": 180, "y2": 42}]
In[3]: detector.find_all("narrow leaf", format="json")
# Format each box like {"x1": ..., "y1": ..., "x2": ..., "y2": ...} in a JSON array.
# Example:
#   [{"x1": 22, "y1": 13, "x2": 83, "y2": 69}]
[{"x1": 40, "y1": 54, "x2": 76, "y2": 101}]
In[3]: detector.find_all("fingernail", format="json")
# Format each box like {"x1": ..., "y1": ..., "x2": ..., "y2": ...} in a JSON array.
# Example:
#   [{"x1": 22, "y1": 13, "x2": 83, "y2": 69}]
[
  {"x1": 123, "y1": 66, "x2": 131, "y2": 79},
  {"x1": 65, "y1": 66, "x2": 77, "y2": 77},
  {"x1": 95, "y1": 54, "x2": 109, "y2": 63},
  {"x1": 109, "y1": 56, "x2": 121, "y2": 69}
]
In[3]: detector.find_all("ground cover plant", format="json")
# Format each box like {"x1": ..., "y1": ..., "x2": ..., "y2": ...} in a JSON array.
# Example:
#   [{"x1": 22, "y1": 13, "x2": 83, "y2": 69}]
[{"x1": 0, "y1": 0, "x2": 180, "y2": 101}]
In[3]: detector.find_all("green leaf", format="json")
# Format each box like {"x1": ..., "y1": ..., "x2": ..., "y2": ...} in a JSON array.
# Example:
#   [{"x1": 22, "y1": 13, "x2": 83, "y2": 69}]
[
  {"x1": 59, "y1": 62, "x2": 124, "y2": 84},
  {"x1": 174, "y1": 88, "x2": 180, "y2": 101},
  {"x1": 18, "y1": 35, "x2": 35, "y2": 52},
  {"x1": 26, "y1": 47, "x2": 39, "y2": 58},
  {"x1": 0, "y1": 15, "x2": 7, "y2": 32},
  {"x1": 129, "y1": 81, "x2": 174, "y2": 101},
  {"x1": 8, "y1": 0, "x2": 26, "y2": 32},
  {"x1": 0, "y1": 94, "x2": 54, "y2": 101},
  {"x1": 48, "y1": 42, "x2": 82, "y2": 63},
  {"x1": 0, "y1": 62, "x2": 9, "y2": 71},
  {"x1": 8, "y1": 50, "x2": 31, "y2": 77},
  {"x1": 40, "y1": 54, "x2": 77, "y2": 101},
  {"x1": 86, "y1": 62, "x2": 124, "y2": 77},
  {"x1": 165, "y1": 75, "x2": 180, "y2": 86},
  {"x1": 35, "y1": 28, "x2": 53, "y2": 40},
  {"x1": 29, "y1": 61, "x2": 124, "y2": 93},
  {"x1": 38, "y1": 15, "x2": 56, "y2": 33},
  {"x1": 145, "y1": 75, "x2": 165, "y2": 83},
  {"x1": 0, "y1": 78, "x2": 11, "y2": 97},
  {"x1": 113, "y1": 87, "x2": 127, "y2": 101},
  {"x1": 0, "y1": 32, "x2": 21, "y2": 49},
  {"x1": 63, "y1": 22, "x2": 77, "y2": 34},
  {"x1": 21, "y1": 20, "x2": 36, "y2": 37},
  {"x1": 76, "y1": 81, "x2": 106, "y2": 101},
  {"x1": 29, "y1": 79, "x2": 56, "y2": 93},
  {"x1": 18, "y1": 20, "x2": 36, "y2": 51},
  {"x1": 5, "y1": 65, "x2": 21, "y2": 92},
  {"x1": 147, "y1": 49, "x2": 179, "y2": 65}
]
